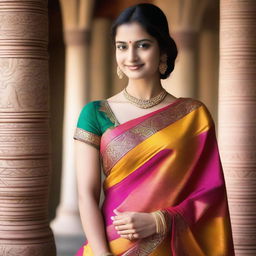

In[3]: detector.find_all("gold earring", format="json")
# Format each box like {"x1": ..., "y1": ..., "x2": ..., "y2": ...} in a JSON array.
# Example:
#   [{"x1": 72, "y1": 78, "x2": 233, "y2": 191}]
[
  {"x1": 159, "y1": 54, "x2": 168, "y2": 75},
  {"x1": 117, "y1": 66, "x2": 124, "y2": 79}
]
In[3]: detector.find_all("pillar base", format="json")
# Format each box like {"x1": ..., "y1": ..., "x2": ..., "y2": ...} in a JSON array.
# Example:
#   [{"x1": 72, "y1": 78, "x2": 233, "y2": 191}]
[{"x1": 51, "y1": 208, "x2": 84, "y2": 236}]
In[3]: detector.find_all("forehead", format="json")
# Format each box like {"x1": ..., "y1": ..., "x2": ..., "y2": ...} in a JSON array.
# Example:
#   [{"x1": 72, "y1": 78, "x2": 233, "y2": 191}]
[{"x1": 115, "y1": 22, "x2": 155, "y2": 42}]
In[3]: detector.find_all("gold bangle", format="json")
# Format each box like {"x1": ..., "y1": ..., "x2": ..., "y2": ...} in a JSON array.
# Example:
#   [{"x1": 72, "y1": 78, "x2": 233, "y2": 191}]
[
  {"x1": 157, "y1": 211, "x2": 167, "y2": 234},
  {"x1": 152, "y1": 211, "x2": 162, "y2": 234},
  {"x1": 151, "y1": 212, "x2": 159, "y2": 233},
  {"x1": 151, "y1": 210, "x2": 168, "y2": 235},
  {"x1": 151, "y1": 211, "x2": 162, "y2": 233},
  {"x1": 155, "y1": 211, "x2": 165, "y2": 234}
]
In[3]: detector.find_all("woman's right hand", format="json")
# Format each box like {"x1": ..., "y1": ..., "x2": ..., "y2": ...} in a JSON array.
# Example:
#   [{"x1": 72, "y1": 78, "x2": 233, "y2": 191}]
[{"x1": 111, "y1": 209, "x2": 157, "y2": 240}]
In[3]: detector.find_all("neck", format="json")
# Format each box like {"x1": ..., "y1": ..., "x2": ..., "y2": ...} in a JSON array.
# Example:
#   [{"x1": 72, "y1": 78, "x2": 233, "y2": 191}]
[{"x1": 126, "y1": 76, "x2": 163, "y2": 100}]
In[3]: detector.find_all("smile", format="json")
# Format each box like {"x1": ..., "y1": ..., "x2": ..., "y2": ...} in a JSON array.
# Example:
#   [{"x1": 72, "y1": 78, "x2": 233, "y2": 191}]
[{"x1": 125, "y1": 64, "x2": 144, "y2": 70}]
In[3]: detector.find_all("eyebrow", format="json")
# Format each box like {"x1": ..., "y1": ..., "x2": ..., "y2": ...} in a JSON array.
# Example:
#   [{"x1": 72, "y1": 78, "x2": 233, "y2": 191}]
[{"x1": 115, "y1": 39, "x2": 154, "y2": 44}]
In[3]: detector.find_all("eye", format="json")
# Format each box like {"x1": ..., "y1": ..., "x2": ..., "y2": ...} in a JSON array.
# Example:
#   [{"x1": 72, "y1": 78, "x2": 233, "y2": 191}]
[
  {"x1": 137, "y1": 42, "x2": 150, "y2": 49},
  {"x1": 116, "y1": 44, "x2": 127, "y2": 50}
]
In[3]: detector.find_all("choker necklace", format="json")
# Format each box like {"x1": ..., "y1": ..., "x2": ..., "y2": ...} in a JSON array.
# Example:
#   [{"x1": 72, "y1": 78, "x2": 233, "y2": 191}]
[{"x1": 123, "y1": 88, "x2": 168, "y2": 109}]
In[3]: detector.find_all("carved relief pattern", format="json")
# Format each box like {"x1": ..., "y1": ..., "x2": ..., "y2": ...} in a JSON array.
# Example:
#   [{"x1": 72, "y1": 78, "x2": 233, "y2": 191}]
[
  {"x1": 0, "y1": 59, "x2": 49, "y2": 111},
  {"x1": 0, "y1": 1, "x2": 56, "y2": 255},
  {"x1": 0, "y1": 243, "x2": 56, "y2": 256},
  {"x1": 219, "y1": 1, "x2": 256, "y2": 255},
  {"x1": 0, "y1": 13, "x2": 47, "y2": 39}
]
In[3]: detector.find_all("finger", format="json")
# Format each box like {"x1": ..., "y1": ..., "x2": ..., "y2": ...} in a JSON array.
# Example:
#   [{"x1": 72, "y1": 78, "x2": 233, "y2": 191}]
[
  {"x1": 120, "y1": 233, "x2": 139, "y2": 240},
  {"x1": 115, "y1": 223, "x2": 133, "y2": 231},
  {"x1": 111, "y1": 212, "x2": 132, "y2": 221},
  {"x1": 111, "y1": 214, "x2": 126, "y2": 221},
  {"x1": 117, "y1": 229, "x2": 136, "y2": 235},
  {"x1": 112, "y1": 219, "x2": 128, "y2": 226},
  {"x1": 112, "y1": 216, "x2": 133, "y2": 225}
]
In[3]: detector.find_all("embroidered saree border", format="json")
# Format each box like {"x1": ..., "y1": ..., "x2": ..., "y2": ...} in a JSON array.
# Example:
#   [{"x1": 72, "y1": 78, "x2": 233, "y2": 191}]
[
  {"x1": 73, "y1": 127, "x2": 101, "y2": 149},
  {"x1": 99, "y1": 100, "x2": 120, "y2": 127},
  {"x1": 122, "y1": 233, "x2": 167, "y2": 256},
  {"x1": 100, "y1": 98, "x2": 183, "y2": 151},
  {"x1": 102, "y1": 98, "x2": 202, "y2": 175}
]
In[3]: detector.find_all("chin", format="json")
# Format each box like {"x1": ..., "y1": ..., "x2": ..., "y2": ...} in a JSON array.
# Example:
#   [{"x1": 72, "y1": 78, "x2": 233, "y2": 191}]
[
  {"x1": 127, "y1": 75, "x2": 145, "y2": 80},
  {"x1": 125, "y1": 72, "x2": 153, "y2": 80}
]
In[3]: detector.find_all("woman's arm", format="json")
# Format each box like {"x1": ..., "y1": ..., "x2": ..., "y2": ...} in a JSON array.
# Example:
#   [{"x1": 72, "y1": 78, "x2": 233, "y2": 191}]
[{"x1": 75, "y1": 140, "x2": 111, "y2": 256}]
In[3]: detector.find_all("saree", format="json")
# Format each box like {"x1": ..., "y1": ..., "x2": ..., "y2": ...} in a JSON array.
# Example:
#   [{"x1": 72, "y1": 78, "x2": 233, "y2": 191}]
[{"x1": 74, "y1": 97, "x2": 234, "y2": 256}]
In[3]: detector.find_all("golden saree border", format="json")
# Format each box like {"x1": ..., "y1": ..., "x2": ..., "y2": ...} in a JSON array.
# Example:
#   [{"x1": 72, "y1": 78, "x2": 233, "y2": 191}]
[
  {"x1": 102, "y1": 98, "x2": 203, "y2": 175},
  {"x1": 122, "y1": 233, "x2": 167, "y2": 256},
  {"x1": 73, "y1": 127, "x2": 101, "y2": 149}
]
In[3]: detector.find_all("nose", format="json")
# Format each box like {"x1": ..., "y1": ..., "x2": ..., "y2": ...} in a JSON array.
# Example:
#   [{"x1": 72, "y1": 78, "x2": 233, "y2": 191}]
[{"x1": 127, "y1": 46, "x2": 138, "y2": 62}]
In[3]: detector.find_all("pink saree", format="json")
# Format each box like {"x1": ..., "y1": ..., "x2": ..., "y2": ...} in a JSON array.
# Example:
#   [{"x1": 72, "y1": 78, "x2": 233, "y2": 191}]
[{"x1": 76, "y1": 98, "x2": 234, "y2": 256}]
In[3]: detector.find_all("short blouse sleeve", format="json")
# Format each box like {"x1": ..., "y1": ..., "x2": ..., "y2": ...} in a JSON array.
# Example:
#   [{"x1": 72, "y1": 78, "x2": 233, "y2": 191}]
[{"x1": 73, "y1": 101, "x2": 101, "y2": 149}]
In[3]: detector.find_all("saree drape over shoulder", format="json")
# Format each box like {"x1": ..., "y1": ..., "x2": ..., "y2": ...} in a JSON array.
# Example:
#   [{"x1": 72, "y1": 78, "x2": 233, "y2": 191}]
[{"x1": 74, "y1": 98, "x2": 234, "y2": 256}]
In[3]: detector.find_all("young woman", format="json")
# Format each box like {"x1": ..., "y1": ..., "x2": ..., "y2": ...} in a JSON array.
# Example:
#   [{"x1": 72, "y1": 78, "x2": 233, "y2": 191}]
[{"x1": 73, "y1": 3, "x2": 234, "y2": 256}]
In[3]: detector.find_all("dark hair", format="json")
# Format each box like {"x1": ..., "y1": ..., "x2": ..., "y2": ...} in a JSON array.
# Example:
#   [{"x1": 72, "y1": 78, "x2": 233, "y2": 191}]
[{"x1": 111, "y1": 3, "x2": 178, "y2": 79}]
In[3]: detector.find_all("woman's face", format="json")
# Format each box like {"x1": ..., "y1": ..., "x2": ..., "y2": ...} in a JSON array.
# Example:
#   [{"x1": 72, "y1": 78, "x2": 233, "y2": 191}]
[{"x1": 115, "y1": 22, "x2": 161, "y2": 80}]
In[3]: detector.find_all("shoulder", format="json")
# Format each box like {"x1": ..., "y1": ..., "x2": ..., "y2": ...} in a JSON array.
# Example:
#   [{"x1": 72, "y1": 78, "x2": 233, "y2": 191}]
[
  {"x1": 181, "y1": 97, "x2": 209, "y2": 111},
  {"x1": 74, "y1": 101, "x2": 103, "y2": 148},
  {"x1": 181, "y1": 97, "x2": 202, "y2": 108},
  {"x1": 76, "y1": 100, "x2": 103, "y2": 135},
  {"x1": 183, "y1": 97, "x2": 214, "y2": 125},
  {"x1": 78, "y1": 100, "x2": 106, "y2": 120},
  {"x1": 80, "y1": 100, "x2": 101, "y2": 114}
]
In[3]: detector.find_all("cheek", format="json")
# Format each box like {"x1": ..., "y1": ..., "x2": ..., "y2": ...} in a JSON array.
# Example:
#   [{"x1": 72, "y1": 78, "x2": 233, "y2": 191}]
[
  {"x1": 144, "y1": 49, "x2": 160, "y2": 63},
  {"x1": 147, "y1": 53, "x2": 160, "y2": 69},
  {"x1": 115, "y1": 51, "x2": 124, "y2": 65}
]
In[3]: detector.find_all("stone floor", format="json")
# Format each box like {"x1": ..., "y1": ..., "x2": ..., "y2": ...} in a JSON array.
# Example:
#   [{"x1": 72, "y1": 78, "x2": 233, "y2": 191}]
[{"x1": 55, "y1": 235, "x2": 85, "y2": 256}]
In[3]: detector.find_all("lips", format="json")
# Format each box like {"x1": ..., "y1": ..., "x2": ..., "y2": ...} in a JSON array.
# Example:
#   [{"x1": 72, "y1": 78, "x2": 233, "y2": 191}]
[{"x1": 126, "y1": 64, "x2": 144, "y2": 70}]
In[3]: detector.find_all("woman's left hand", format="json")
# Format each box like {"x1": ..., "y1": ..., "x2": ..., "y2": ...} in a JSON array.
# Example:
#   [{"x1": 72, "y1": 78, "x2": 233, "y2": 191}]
[{"x1": 111, "y1": 209, "x2": 156, "y2": 240}]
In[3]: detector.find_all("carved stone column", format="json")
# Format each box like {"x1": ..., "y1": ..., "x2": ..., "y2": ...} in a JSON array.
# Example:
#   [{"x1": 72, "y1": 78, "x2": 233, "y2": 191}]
[
  {"x1": 51, "y1": 0, "x2": 95, "y2": 235},
  {"x1": 218, "y1": 0, "x2": 256, "y2": 255},
  {"x1": 90, "y1": 18, "x2": 112, "y2": 100},
  {"x1": 155, "y1": 0, "x2": 208, "y2": 98},
  {"x1": 0, "y1": 1, "x2": 56, "y2": 255}
]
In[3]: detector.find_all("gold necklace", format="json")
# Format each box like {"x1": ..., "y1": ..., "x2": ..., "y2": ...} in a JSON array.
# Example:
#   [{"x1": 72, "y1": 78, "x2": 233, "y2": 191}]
[{"x1": 123, "y1": 88, "x2": 168, "y2": 109}]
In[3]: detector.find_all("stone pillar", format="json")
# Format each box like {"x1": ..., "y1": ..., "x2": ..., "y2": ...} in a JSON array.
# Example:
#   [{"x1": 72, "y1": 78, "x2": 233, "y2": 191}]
[
  {"x1": 0, "y1": 1, "x2": 56, "y2": 255},
  {"x1": 51, "y1": 0, "x2": 94, "y2": 235},
  {"x1": 90, "y1": 18, "x2": 112, "y2": 100},
  {"x1": 154, "y1": 0, "x2": 208, "y2": 98},
  {"x1": 218, "y1": 0, "x2": 256, "y2": 255}
]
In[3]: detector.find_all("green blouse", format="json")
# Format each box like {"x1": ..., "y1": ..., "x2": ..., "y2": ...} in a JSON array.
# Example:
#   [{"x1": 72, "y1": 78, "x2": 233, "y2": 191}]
[{"x1": 73, "y1": 101, "x2": 119, "y2": 149}]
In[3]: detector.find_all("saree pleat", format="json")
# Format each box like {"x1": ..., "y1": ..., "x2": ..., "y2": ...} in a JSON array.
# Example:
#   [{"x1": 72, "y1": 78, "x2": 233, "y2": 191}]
[{"x1": 77, "y1": 98, "x2": 234, "y2": 256}]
